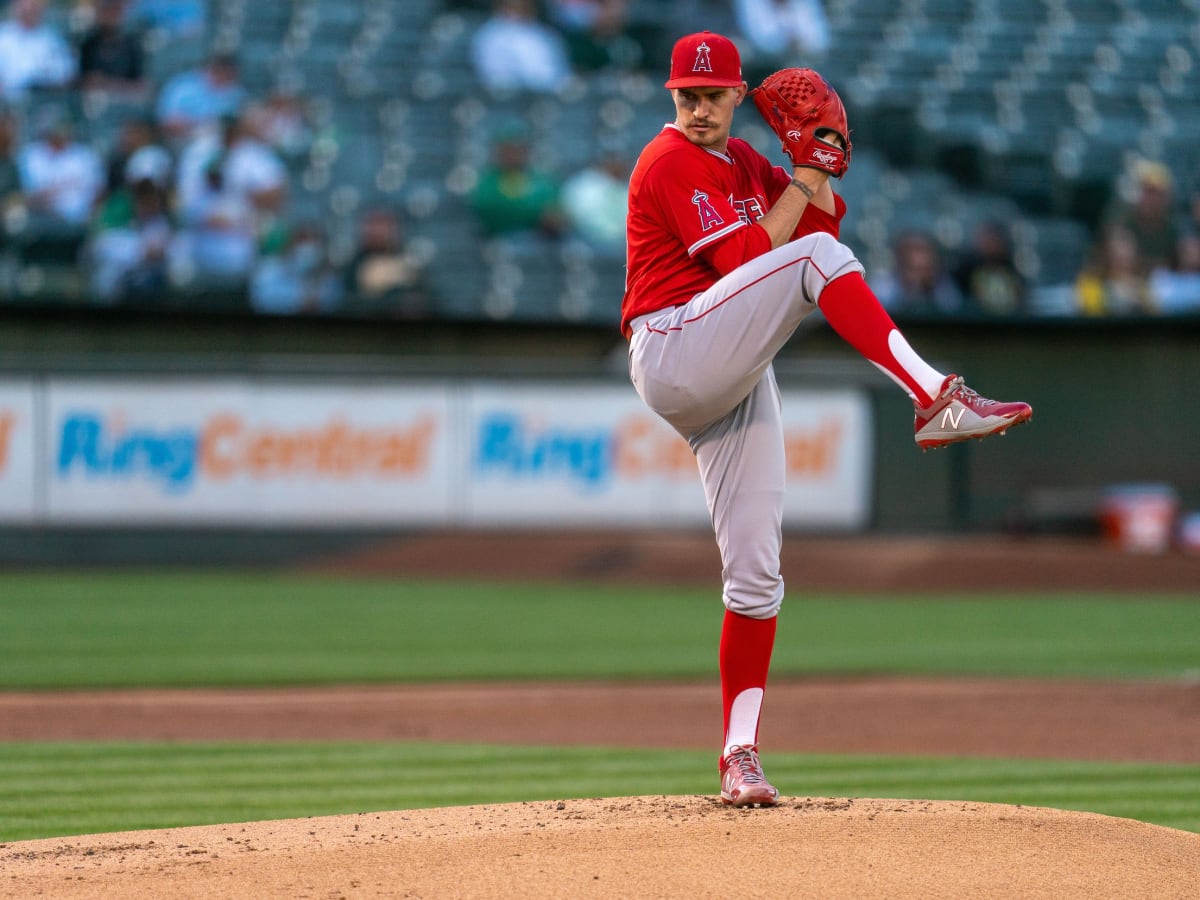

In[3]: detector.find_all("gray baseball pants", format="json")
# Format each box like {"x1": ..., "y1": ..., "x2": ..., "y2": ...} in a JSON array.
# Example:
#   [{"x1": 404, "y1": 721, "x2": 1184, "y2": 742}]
[{"x1": 627, "y1": 232, "x2": 864, "y2": 618}]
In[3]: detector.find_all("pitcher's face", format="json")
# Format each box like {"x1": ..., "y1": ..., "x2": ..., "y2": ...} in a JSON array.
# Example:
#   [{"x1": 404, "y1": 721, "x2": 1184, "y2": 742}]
[{"x1": 672, "y1": 85, "x2": 746, "y2": 152}]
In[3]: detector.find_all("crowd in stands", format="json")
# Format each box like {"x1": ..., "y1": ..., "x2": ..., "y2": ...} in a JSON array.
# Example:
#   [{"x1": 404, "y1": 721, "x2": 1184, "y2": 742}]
[
  {"x1": 460, "y1": 0, "x2": 1200, "y2": 320},
  {"x1": 869, "y1": 157, "x2": 1200, "y2": 318},
  {"x1": 0, "y1": 0, "x2": 1197, "y2": 321},
  {"x1": 0, "y1": 0, "x2": 435, "y2": 316},
  {"x1": 1073, "y1": 160, "x2": 1200, "y2": 317}
]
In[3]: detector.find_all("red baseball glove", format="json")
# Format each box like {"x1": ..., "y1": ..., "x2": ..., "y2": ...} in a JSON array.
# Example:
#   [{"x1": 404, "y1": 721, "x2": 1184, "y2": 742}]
[{"x1": 749, "y1": 67, "x2": 851, "y2": 177}]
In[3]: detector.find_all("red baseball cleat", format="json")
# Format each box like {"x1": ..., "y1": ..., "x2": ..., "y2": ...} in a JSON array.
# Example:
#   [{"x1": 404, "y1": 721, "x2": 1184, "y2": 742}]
[
  {"x1": 914, "y1": 374, "x2": 1032, "y2": 450},
  {"x1": 720, "y1": 744, "x2": 780, "y2": 807}
]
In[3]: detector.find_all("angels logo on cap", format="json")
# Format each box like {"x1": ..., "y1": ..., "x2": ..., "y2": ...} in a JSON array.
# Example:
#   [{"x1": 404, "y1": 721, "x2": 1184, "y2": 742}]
[{"x1": 665, "y1": 31, "x2": 743, "y2": 89}]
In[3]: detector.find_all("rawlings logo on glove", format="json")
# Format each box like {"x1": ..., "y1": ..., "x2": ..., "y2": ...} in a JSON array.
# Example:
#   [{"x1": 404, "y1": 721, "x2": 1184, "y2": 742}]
[
  {"x1": 810, "y1": 146, "x2": 842, "y2": 167},
  {"x1": 750, "y1": 68, "x2": 852, "y2": 178}
]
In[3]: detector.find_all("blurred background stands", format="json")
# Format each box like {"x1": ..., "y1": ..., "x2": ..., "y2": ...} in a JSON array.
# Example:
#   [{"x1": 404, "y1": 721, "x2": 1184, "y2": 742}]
[{"x1": 1, "y1": 0, "x2": 1198, "y2": 323}]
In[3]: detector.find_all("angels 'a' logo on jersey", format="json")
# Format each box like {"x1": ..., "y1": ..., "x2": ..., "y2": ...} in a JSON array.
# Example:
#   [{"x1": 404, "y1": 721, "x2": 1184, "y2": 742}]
[
  {"x1": 692, "y1": 188, "x2": 724, "y2": 231},
  {"x1": 692, "y1": 41, "x2": 713, "y2": 74}
]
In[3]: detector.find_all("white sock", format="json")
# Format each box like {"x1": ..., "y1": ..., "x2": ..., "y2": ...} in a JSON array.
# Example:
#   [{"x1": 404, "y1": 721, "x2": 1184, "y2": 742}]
[
  {"x1": 871, "y1": 330, "x2": 947, "y2": 404},
  {"x1": 724, "y1": 687, "x2": 764, "y2": 757}
]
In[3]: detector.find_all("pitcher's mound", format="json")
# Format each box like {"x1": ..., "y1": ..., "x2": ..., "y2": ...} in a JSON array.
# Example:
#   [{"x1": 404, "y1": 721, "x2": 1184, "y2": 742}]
[{"x1": 4, "y1": 796, "x2": 1197, "y2": 899}]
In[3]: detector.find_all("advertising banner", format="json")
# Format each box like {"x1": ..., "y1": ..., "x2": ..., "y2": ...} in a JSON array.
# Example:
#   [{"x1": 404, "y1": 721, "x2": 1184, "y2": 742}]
[
  {"x1": 27, "y1": 377, "x2": 871, "y2": 529},
  {"x1": 47, "y1": 380, "x2": 455, "y2": 524},
  {"x1": 465, "y1": 382, "x2": 871, "y2": 528},
  {"x1": 466, "y1": 382, "x2": 710, "y2": 526},
  {"x1": 0, "y1": 381, "x2": 36, "y2": 521},
  {"x1": 777, "y1": 388, "x2": 873, "y2": 528}
]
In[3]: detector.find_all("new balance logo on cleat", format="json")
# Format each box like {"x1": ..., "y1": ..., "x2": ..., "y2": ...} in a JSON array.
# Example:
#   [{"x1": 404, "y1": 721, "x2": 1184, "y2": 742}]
[
  {"x1": 914, "y1": 375, "x2": 1032, "y2": 450},
  {"x1": 939, "y1": 407, "x2": 966, "y2": 431}
]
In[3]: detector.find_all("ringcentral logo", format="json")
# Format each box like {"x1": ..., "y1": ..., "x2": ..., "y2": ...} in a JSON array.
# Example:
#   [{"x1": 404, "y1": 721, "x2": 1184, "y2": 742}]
[{"x1": 56, "y1": 411, "x2": 436, "y2": 492}]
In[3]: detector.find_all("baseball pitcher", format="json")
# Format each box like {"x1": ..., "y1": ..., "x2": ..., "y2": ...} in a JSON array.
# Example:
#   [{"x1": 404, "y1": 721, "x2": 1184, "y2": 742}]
[{"x1": 622, "y1": 32, "x2": 1032, "y2": 806}]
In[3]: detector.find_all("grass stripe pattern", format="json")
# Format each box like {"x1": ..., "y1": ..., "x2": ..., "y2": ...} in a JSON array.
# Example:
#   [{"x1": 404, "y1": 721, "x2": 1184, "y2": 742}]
[
  {"x1": 1, "y1": 573, "x2": 1197, "y2": 687},
  {"x1": 2, "y1": 743, "x2": 1198, "y2": 841}
]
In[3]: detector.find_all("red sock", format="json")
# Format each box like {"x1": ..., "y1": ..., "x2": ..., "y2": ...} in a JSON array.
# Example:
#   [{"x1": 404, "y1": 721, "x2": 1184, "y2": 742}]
[
  {"x1": 818, "y1": 273, "x2": 945, "y2": 406},
  {"x1": 720, "y1": 609, "x2": 777, "y2": 756}
]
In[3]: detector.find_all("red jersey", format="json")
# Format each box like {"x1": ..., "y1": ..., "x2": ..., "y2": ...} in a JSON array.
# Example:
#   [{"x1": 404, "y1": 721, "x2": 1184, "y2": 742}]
[{"x1": 621, "y1": 124, "x2": 845, "y2": 336}]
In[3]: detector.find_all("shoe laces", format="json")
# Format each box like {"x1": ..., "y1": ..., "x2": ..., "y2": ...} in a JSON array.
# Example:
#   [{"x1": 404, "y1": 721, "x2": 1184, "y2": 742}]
[
  {"x1": 947, "y1": 378, "x2": 996, "y2": 408},
  {"x1": 725, "y1": 745, "x2": 768, "y2": 784}
]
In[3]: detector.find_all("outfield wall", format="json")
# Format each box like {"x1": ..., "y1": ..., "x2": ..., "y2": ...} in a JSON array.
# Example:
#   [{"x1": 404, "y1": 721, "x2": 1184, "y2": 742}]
[{"x1": 2, "y1": 307, "x2": 1198, "y2": 541}]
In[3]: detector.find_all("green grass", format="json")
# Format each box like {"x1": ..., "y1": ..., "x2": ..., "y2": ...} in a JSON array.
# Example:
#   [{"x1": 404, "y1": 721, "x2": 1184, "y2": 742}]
[
  {"x1": 1, "y1": 571, "x2": 1196, "y2": 843},
  {"x1": 0, "y1": 572, "x2": 1197, "y2": 688},
  {"x1": 2, "y1": 742, "x2": 1197, "y2": 841}
]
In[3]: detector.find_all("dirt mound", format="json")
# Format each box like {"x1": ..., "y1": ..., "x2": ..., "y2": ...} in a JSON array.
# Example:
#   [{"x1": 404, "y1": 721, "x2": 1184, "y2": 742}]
[{"x1": 4, "y1": 796, "x2": 1197, "y2": 899}]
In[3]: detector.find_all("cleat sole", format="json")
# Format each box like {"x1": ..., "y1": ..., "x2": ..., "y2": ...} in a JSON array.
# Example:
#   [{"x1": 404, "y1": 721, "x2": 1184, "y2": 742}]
[{"x1": 916, "y1": 412, "x2": 1031, "y2": 451}]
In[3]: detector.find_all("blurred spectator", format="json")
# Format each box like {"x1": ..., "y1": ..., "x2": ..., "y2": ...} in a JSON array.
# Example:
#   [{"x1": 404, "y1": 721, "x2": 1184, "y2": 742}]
[
  {"x1": 1075, "y1": 223, "x2": 1155, "y2": 316},
  {"x1": 546, "y1": 0, "x2": 637, "y2": 72},
  {"x1": 1149, "y1": 231, "x2": 1200, "y2": 315},
  {"x1": 560, "y1": 148, "x2": 627, "y2": 258},
  {"x1": 86, "y1": 146, "x2": 173, "y2": 303},
  {"x1": 247, "y1": 86, "x2": 314, "y2": 164},
  {"x1": 470, "y1": 121, "x2": 564, "y2": 240},
  {"x1": 170, "y1": 152, "x2": 257, "y2": 287},
  {"x1": 343, "y1": 206, "x2": 430, "y2": 317},
  {"x1": 1187, "y1": 188, "x2": 1200, "y2": 236},
  {"x1": 1101, "y1": 159, "x2": 1180, "y2": 272},
  {"x1": 953, "y1": 219, "x2": 1027, "y2": 315},
  {"x1": 129, "y1": 0, "x2": 205, "y2": 40},
  {"x1": 471, "y1": 0, "x2": 572, "y2": 94},
  {"x1": 78, "y1": 0, "x2": 148, "y2": 100},
  {"x1": 101, "y1": 114, "x2": 163, "y2": 193},
  {"x1": 176, "y1": 111, "x2": 287, "y2": 235},
  {"x1": 0, "y1": 109, "x2": 23, "y2": 246},
  {"x1": 250, "y1": 221, "x2": 343, "y2": 315},
  {"x1": 0, "y1": 108, "x2": 19, "y2": 188},
  {"x1": 733, "y1": 0, "x2": 831, "y2": 82},
  {"x1": 0, "y1": 0, "x2": 77, "y2": 103},
  {"x1": 873, "y1": 229, "x2": 963, "y2": 315},
  {"x1": 16, "y1": 106, "x2": 104, "y2": 252},
  {"x1": 155, "y1": 53, "x2": 246, "y2": 144},
  {"x1": 170, "y1": 110, "x2": 288, "y2": 290}
]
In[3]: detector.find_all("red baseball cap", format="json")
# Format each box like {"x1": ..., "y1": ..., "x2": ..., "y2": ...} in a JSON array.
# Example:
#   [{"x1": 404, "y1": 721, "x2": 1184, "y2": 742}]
[{"x1": 664, "y1": 31, "x2": 743, "y2": 89}]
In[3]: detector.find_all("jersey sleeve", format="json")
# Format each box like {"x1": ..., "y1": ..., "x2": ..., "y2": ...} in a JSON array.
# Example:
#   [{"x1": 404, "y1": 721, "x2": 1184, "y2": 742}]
[
  {"x1": 702, "y1": 221, "x2": 772, "y2": 274},
  {"x1": 643, "y1": 150, "x2": 751, "y2": 259}
]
